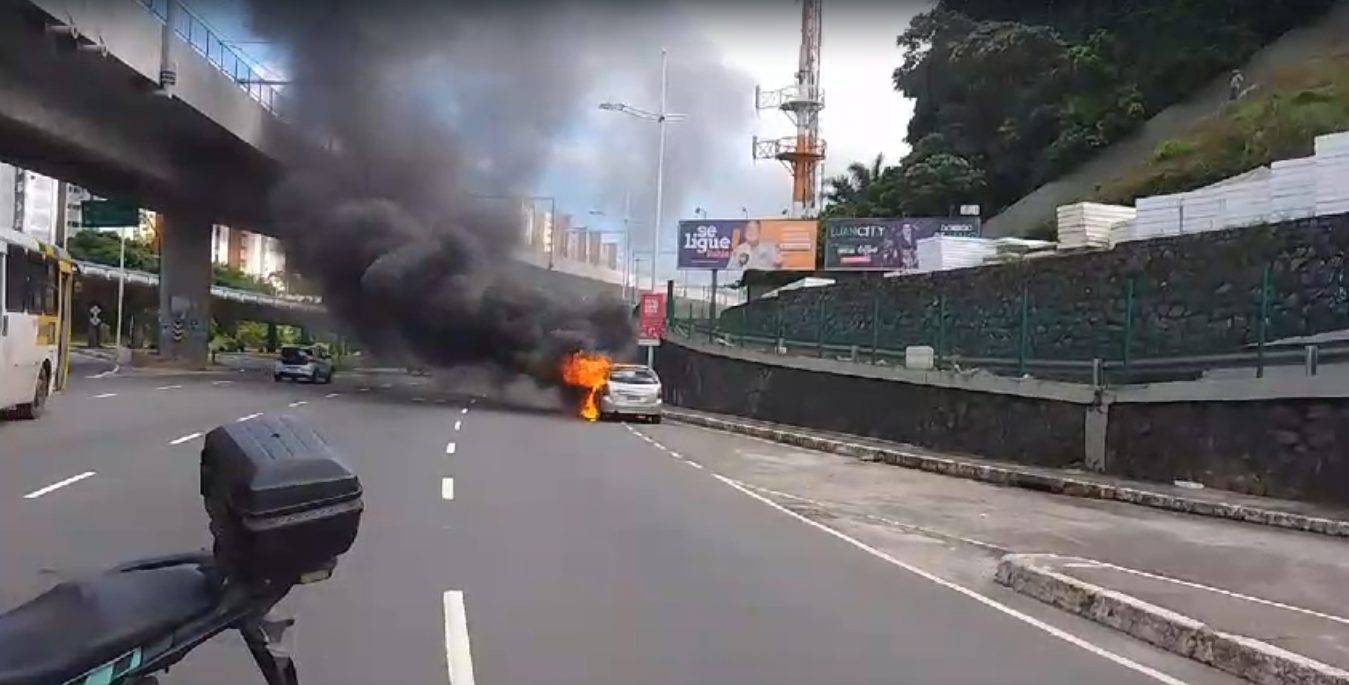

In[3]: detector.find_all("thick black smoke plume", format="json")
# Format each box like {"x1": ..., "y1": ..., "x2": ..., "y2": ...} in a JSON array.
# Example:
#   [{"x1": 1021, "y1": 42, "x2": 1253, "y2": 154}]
[{"x1": 244, "y1": 1, "x2": 662, "y2": 383}]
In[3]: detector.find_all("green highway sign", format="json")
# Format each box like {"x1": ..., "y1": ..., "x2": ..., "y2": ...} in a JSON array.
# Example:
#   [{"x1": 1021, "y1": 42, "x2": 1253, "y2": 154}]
[{"x1": 81, "y1": 200, "x2": 140, "y2": 228}]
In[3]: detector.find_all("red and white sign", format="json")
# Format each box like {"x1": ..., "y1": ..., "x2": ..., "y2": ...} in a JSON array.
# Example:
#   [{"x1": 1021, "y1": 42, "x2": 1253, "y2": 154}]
[{"x1": 638, "y1": 292, "x2": 667, "y2": 347}]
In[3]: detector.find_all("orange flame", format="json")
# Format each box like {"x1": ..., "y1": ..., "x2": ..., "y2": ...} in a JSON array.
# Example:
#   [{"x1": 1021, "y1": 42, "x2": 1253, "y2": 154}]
[{"x1": 561, "y1": 351, "x2": 612, "y2": 421}]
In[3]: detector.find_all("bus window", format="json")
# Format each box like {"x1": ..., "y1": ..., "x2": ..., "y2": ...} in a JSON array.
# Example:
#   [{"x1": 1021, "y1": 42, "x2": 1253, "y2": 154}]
[{"x1": 4, "y1": 249, "x2": 23, "y2": 313}]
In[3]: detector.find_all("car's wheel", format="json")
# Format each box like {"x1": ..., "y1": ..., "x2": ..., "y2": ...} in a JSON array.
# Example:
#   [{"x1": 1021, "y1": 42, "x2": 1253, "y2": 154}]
[
  {"x1": 649, "y1": 415, "x2": 662, "y2": 424},
  {"x1": 323, "y1": 370, "x2": 334, "y2": 384},
  {"x1": 14, "y1": 366, "x2": 50, "y2": 421}
]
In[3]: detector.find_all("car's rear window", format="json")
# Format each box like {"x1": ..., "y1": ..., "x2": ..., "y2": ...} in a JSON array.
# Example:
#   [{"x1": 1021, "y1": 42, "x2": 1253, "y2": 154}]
[
  {"x1": 610, "y1": 367, "x2": 658, "y2": 384},
  {"x1": 280, "y1": 347, "x2": 312, "y2": 363}
]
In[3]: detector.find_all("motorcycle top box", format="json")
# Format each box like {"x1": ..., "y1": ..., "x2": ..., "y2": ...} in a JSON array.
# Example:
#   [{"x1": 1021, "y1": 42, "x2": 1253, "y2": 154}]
[{"x1": 201, "y1": 414, "x2": 363, "y2": 584}]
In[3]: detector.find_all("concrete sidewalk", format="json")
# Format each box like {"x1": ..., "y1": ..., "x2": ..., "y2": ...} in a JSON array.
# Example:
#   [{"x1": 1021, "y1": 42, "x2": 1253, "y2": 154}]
[
  {"x1": 665, "y1": 406, "x2": 1349, "y2": 537},
  {"x1": 637, "y1": 414, "x2": 1349, "y2": 683}
]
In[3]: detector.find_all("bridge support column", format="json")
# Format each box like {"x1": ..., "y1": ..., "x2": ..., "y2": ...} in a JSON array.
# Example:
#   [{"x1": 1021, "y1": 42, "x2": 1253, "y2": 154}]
[{"x1": 158, "y1": 212, "x2": 212, "y2": 368}]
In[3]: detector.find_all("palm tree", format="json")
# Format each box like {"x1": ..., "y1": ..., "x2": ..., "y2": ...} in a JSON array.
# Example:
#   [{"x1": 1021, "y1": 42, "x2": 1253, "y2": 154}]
[{"x1": 824, "y1": 153, "x2": 886, "y2": 212}]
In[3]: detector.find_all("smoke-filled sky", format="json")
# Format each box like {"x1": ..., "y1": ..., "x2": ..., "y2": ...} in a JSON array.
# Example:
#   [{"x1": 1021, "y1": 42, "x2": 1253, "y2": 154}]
[{"x1": 189, "y1": 0, "x2": 927, "y2": 284}]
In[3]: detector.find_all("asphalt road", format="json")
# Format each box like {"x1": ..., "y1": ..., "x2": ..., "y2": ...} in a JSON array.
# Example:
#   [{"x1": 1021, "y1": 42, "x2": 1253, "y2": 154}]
[{"x1": 0, "y1": 356, "x2": 1237, "y2": 684}]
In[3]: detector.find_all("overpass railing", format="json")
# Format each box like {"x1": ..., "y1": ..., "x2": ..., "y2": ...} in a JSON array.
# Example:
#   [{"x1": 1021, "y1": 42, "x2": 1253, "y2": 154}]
[
  {"x1": 136, "y1": 0, "x2": 284, "y2": 113},
  {"x1": 75, "y1": 260, "x2": 321, "y2": 312}
]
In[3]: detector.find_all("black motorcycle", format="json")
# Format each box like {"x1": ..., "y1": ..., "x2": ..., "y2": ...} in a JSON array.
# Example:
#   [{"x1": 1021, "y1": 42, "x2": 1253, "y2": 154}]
[{"x1": 0, "y1": 415, "x2": 364, "y2": 685}]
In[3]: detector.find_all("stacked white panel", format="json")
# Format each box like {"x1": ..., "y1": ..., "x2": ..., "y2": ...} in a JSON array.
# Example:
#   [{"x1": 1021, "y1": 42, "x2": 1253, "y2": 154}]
[
  {"x1": 1315, "y1": 132, "x2": 1349, "y2": 217},
  {"x1": 1056, "y1": 202, "x2": 1136, "y2": 249},
  {"x1": 1270, "y1": 157, "x2": 1317, "y2": 222},
  {"x1": 915, "y1": 236, "x2": 996, "y2": 273}
]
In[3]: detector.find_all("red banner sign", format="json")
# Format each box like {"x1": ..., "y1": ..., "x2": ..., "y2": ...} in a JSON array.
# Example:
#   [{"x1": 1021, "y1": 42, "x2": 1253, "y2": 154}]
[{"x1": 638, "y1": 292, "x2": 667, "y2": 347}]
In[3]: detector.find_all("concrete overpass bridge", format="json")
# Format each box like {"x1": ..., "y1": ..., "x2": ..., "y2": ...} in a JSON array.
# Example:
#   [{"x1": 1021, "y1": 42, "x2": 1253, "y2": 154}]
[
  {"x1": 73, "y1": 260, "x2": 326, "y2": 333},
  {"x1": 0, "y1": 0, "x2": 619, "y2": 367}
]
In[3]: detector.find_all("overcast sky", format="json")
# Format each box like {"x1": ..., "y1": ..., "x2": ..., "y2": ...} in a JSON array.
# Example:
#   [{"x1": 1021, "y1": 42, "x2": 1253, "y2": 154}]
[{"x1": 187, "y1": 1, "x2": 928, "y2": 283}]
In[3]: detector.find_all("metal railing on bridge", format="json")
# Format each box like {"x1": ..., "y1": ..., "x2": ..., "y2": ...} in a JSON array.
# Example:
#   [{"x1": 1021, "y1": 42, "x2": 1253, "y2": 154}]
[
  {"x1": 75, "y1": 260, "x2": 321, "y2": 312},
  {"x1": 136, "y1": 0, "x2": 284, "y2": 113}
]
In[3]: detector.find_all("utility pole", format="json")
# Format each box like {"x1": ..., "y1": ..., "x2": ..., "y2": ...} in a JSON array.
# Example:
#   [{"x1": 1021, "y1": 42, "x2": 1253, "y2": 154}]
[
  {"x1": 114, "y1": 224, "x2": 127, "y2": 349},
  {"x1": 599, "y1": 49, "x2": 687, "y2": 293},
  {"x1": 652, "y1": 48, "x2": 669, "y2": 293},
  {"x1": 622, "y1": 192, "x2": 632, "y2": 302}
]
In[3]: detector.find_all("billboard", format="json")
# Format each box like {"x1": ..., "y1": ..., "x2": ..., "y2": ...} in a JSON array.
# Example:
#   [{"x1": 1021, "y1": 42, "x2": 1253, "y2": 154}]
[
  {"x1": 822, "y1": 217, "x2": 982, "y2": 271},
  {"x1": 677, "y1": 219, "x2": 817, "y2": 271}
]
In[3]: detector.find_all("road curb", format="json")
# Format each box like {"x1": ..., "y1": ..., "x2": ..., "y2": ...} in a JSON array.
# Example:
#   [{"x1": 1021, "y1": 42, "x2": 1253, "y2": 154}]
[
  {"x1": 995, "y1": 554, "x2": 1349, "y2": 685},
  {"x1": 663, "y1": 409, "x2": 1349, "y2": 538}
]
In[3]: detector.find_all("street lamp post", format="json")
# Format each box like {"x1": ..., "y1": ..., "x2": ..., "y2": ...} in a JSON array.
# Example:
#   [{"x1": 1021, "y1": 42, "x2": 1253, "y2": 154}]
[{"x1": 600, "y1": 48, "x2": 686, "y2": 295}]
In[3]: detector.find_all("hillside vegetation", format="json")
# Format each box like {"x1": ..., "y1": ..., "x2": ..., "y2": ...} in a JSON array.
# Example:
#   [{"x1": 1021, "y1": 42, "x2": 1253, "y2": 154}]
[
  {"x1": 1096, "y1": 51, "x2": 1349, "y2": 204},
  {"x1": 825, "y1": 0, "x2": 1336, "y2": 220}
]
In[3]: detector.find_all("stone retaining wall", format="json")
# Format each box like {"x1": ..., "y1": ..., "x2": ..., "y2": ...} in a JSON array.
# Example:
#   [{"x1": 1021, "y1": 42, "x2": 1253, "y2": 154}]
[
  {"x1": 655, "y1": 340, "x2": 1086, "y2": 468},
  {"x1": 725, "y1": 213, "x2": 1349, "y2": 361}
]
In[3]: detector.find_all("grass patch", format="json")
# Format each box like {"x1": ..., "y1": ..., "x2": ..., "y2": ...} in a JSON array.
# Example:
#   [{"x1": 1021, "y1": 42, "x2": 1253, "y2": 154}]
[{"x1": 1097, "y1": 52, "x2": 1349, "y2": 205}]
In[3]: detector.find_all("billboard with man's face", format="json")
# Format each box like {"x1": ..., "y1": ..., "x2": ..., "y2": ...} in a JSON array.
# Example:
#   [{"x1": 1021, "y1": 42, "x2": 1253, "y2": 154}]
[
  {"x1": 677, "y1": 219, "x2": 817, "y2": 271},
  {"x1": 822, "y1": 217, "x2": 982, "y2": 271}
]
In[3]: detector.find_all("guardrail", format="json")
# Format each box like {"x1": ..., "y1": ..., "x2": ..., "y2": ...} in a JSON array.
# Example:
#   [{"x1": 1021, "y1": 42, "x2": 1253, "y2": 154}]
[
  {"x1": 667, "y1": 318, "x2": 1349, "y2": 387},
  {"x1": 135, "y1": 0, "x2": 284, "y2": 114}
]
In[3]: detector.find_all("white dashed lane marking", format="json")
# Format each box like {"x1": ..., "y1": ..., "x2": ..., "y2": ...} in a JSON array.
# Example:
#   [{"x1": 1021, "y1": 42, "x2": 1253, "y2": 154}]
[
  {"x1": 168, "y1": 432, "x2": 203, "y2": 446},
  {"x1": 92, "y1": 393, "x2": 117, "y2": 399},
  {"x1": 288, "y1": 401, "x2": 308, "y2": 408},
  {"x1": 212, "y1": 380, "x2": 233, "y2": 386},
  {"x1": 441, "y1": 478, "x2": 456, "y2": 500},
  {"x1": 325, "y1": 392, "x2": 341, "y2": 398},
  {"x1": 155, "y1": 384, "x2": 183, "y2": 391},
  {"x1": 454, "y1": 420, "x2": 462, "y2": 431},
  {"x1": 443, "y1": 590, "x2": 476, "y2": 685},
  {"x1": 23, "y1": 472, "x2": 96, "y2": 499},
  {"x1": 446, "y1": 442, "x2": 457, "y2": 455},
  {"x1": 237, "y1": 413, "x2": 263, "y2": 423}
]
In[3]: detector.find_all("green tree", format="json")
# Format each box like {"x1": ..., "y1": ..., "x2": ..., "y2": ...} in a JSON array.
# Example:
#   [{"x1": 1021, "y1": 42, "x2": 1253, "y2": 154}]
[
  {"x1": 894, "y1": 152, "x2": 987, "y2": 216},
  {"x1": 67, "y1": 229, "x2": 160, "y2": 272},
  {"x1": 888, "y1": 0, "x2": 1336, "y2": 217}
]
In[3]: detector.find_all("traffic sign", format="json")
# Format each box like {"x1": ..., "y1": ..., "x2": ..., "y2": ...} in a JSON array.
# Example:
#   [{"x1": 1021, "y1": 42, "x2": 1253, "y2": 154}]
[{"x1": 81, "y1": 200, "x2": 139, "y2": 228}]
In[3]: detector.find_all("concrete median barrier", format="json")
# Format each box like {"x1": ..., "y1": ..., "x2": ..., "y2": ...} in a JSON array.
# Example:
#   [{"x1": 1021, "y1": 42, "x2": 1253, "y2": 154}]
[{"x1": 996, "y1": 554, "x2": 1349, "y2": 685}]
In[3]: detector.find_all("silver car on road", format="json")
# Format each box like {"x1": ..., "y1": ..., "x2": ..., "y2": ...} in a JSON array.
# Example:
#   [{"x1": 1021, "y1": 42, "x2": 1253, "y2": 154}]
[{"x1": 599, "y1": 364, "x2": 663, "y2": 423}]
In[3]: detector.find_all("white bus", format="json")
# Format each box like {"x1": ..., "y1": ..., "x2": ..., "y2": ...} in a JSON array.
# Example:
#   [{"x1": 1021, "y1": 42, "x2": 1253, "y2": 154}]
[{"x1": 1, "y1": 228, "x2": 74, "y2": 419}]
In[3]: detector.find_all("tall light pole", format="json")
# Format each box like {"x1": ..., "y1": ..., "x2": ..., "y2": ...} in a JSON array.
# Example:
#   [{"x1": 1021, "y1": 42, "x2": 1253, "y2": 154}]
[
  {"x1": 114, "y1": 224, "x2": 127, "y2": 349},
  {"x1": 600, "y1": 48, "x2": 686, "y2": 294}
]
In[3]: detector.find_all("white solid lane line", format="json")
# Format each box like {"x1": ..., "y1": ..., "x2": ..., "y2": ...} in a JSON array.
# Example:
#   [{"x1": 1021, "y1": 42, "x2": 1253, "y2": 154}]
[
  {"x1": 155, "y1": 384, "x2": 183, "y2": 391},
  {"x1": 443, "y1": 590, "x2": 477, "y2": 685},
  {"x1": 23, "y1": 472, "x2": 96, "y2": 499},
  {"x1": 453, "y1": 420, "x2": 462, "y2": 431},
  {"x1": 446, "y1": 442, "x2": 457, "y2": 455},
  {"x1": 237, "y1": 413, "x2": 263, "y2": 423},
  {"x1": 169, "y1": 432, "x2": 203, "y2": 446},
  {"x1": 441, "y1": 478, "x2": 455, "y2": 500},
  {"x1": 93, "y1": 392, "x2": 117, "y2": 399},
  {"x1": 712, "y1": 474, "x2": 1187, "y2": 685},
  {"x1": 289, "y1": 401, "x2": 308, "y2": 408}
]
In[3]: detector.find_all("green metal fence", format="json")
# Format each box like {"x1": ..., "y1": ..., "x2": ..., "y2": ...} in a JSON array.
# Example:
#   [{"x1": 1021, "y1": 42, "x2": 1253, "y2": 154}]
[{"x1": 665, "y1": 257, "x2": 1349, "y2": 385}]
